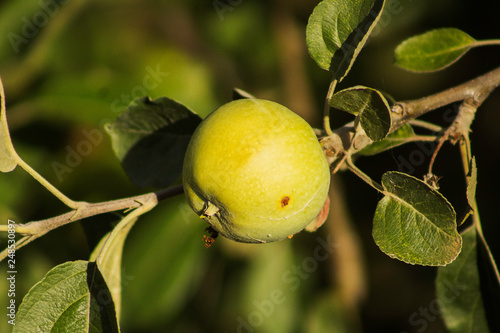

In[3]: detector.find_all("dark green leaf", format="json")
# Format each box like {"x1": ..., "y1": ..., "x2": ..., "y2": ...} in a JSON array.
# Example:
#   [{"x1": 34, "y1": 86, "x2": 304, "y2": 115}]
[
  {"x1": 121, "y1": 196, "x2": 208, "y2": 331},
  {"x1": 358, "y1": 124, "x2": 415, "y2": 155},
  {"x1": 90, "y1": 196, "x2": 158, "y2": 319},
  {"x1": 89, "y1": 195, "x2": 157, "y2": 321},
  {"x1": 329, "y1": 86, "x2": 391, "y2": 141},
  {"x1": 306, "y1": 0, "x2": 385, "y2": 80},
  {"x1": 105, "y1": 96, "x2": 202, "y2": 188},
  {"x1": 436, "y1": 226, "x2": 489, "y2": 333},
  {"x1": 476, "y1": 229, "x2": 500, "y2": 332},
  {"x1": 14, "y1": 261, "x2": 119, "y2": 333},
  {"x1": 90, "y1": 221, "x2": 134, "y2": 321},
  {"x1": 373, "y1": 171, "x2": 461, "y2": 266},
  {"x1": 0, "y1": 77, "x2": 18, "y2": 173},
  {"x1": 89, "y1": 215, "x2": 135, "y2": 319},
  {"x1": 395, "y1": 28, "x2": 476, "y2": 72}
]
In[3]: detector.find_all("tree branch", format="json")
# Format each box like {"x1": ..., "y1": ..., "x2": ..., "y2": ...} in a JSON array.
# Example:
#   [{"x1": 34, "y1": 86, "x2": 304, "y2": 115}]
[
  {"x1": 322, "y1": 66, "x2": 500, "y2": 165},
  {"x1": 0, "y1": 185, "x2": 184, "y2": 261},
  {"x1": 3, "y1": 66, "x2": 500, "y2": 261},
  {"x1": 392, "y1": 66, "x2": 500, "y2": 128}
]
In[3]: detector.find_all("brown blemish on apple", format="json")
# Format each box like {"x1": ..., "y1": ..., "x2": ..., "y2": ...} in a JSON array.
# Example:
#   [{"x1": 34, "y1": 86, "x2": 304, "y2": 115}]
[{"x1": 281, "y1": 196, "x2": 290, "y2": 208}]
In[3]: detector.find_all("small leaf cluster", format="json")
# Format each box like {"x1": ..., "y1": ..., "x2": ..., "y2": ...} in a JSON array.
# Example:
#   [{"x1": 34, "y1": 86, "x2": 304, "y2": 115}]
[{"x1": 304, "y1": 0, "x2": 500, "y2": 331}]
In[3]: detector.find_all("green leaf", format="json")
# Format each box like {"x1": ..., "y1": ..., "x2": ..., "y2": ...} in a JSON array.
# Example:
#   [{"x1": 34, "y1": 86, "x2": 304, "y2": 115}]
[
  {"x1": 329, "y1": 86, "x2": 391, "y2": 141},
  {"x1": 358, "y1": 124, "x2": 415, "y2": 155},
  {"x1": 90, "y1": 224, "x2": 134, "y2": 322},
  {"x1": 477, "y1": 230, "x2": 500, "y2": 332},
  {"x1": 0, "y1": 76, "x2": 18, "y2": 173},
  {"x1": 466, "y1": 157, "x2": 477, "y2": 208},
  {"x1": 373, "y1": 171, "x2": 461, "y2": 266},
  {"x1": 14, "y1": 261, "x2": 120, "y2": 333},
  {"x1": 121, "y1": 196, "x2": 208, "y2": 331},
  {"x1": 306, "y1": 0, "x2": 385, "y2": 80},
  {"x1": 436, "y1": 226, "x2": 489, "y2": 333},
  {"x1": 395, "y1": 28, "x2": 476, "y2": 72},
  {"x1": 105, "y1": 96, "x2": 202, "y2": 188},
  {"x1": 90, "y1": 194, "x2": 157, "y2": 321}
]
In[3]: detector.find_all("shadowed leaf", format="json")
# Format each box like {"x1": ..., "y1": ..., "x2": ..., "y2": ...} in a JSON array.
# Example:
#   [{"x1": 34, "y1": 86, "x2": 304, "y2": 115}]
[
  {"x1": 105, "y1": 96, "x2": 201, "y2": 188},
  {"x1": 120, "y1": 196, "x2": 209, "y2": 331},
  {"x1": 306, "y1": 0, "x2": 385, "y2": 81},
  {"x1": 329, "y1": 86, "x2": 391, "y2": 141},
  {"x1": 477, "y1": 228, "x2": 500, "y2": 332},
  {"x1": 436, "y1": 226, "x2": 489, "y2": 333},
  {"x1": 358, "y1": 124, "x2": 415, "y2": 155},
  {"x1": 89, "y1": 195, "x2": 157, "y2": 320}
]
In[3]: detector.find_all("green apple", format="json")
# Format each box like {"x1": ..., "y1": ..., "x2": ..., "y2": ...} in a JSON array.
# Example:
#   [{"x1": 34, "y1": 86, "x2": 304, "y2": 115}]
[{"x1": 183, "y1": 98, "x2": 330, "y2": 243}]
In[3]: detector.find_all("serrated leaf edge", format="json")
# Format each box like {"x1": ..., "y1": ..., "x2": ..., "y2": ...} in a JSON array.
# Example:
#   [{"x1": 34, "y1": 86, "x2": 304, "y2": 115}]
[{"x1": 376, "y1": 172, "x2": 462, "y2": 266}]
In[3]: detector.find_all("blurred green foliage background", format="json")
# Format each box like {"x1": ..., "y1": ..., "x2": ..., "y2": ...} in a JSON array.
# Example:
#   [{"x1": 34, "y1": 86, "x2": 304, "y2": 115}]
[{"x1": 1, "y1": 0, "x2": 499, "y2": 332}]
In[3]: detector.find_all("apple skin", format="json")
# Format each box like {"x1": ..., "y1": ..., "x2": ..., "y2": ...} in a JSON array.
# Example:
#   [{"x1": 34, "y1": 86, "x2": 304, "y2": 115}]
[{"x1": 182, "y1": 99, "x2": 330, "y2": 243}]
